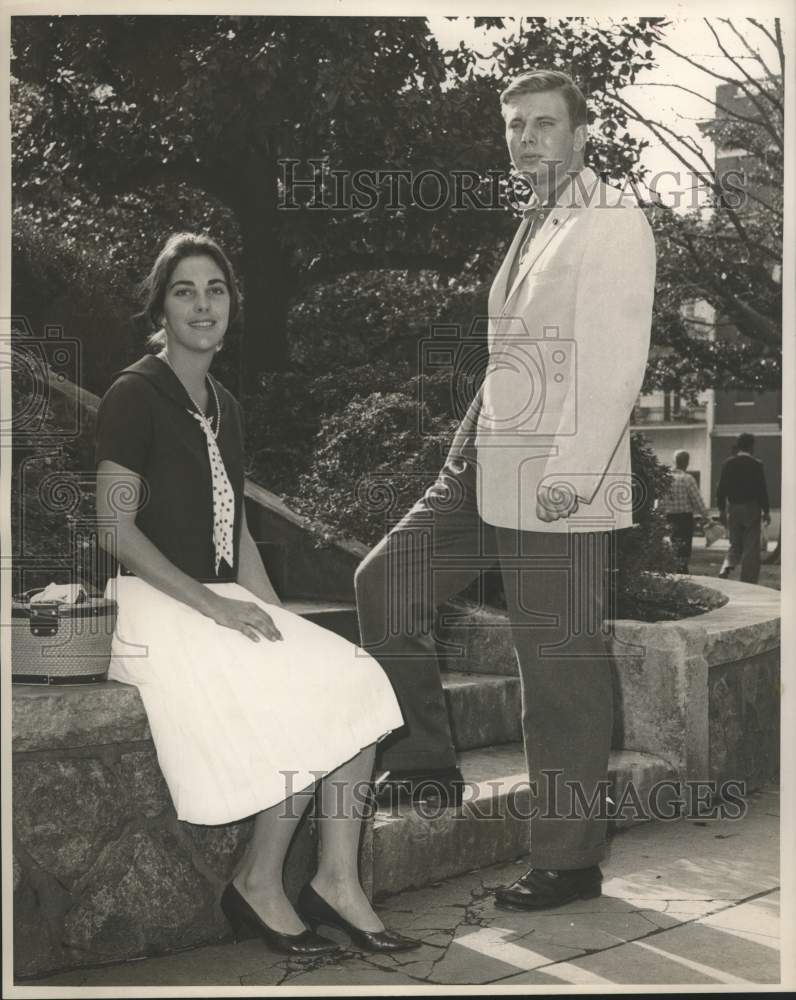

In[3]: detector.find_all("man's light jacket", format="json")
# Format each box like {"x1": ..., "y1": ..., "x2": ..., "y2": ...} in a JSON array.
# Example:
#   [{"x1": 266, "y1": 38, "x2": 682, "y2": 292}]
[{"x1": 474, "y1": 165, "x2": 656, "y2": 533}]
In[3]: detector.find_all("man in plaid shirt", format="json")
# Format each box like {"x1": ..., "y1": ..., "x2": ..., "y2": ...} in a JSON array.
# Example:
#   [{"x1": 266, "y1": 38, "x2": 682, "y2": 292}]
[{"x1": 661, "y1": 450, "x2": 709, "y2": 573}]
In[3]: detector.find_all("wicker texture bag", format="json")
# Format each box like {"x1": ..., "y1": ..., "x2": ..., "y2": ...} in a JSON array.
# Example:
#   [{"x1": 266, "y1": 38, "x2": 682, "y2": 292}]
[{"x1": 11, "y1": 590, "x2": 117, "y2": 684}]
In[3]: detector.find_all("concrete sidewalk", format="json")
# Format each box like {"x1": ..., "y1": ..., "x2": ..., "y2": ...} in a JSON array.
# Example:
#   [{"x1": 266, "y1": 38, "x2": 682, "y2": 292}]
[{"x1": 19, "y1": 784, "x2": 782, "y2": 991}]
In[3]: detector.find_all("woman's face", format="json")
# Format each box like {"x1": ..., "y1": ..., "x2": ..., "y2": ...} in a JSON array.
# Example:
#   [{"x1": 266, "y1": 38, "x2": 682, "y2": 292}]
[{"x1": 161, "y1": 254, "x2": 230, "y2": 355}]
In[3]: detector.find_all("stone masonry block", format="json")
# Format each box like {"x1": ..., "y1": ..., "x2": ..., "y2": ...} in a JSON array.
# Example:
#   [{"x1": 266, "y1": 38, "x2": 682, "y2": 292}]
[
  {"x1": 12, "y1": 681, "x2": 149, "y2": 753},
  {"x1": 609, "y1": 621, "x2": 709, "y2": 779},
  {"x1": 13, "y1": 757, "x2": 134, "y2": 888},
  {"x1": 62, "y1": 827, "x2": 218, "y2": 963},
  {"x1": 439, "y1": 606, "x2": 517, "y2": 676},
  {"x1": 13, "y1": 861, "x2": 70, "y2": 978},
  {"x1": 118, "y1": 749, "x2": 173, "y2": 818},
  {"x1": 443, "y1": 673, "x2": 522, "y2": 750},
  {"x1": 180, "y1": 816, "x2": 255, "y2": 881},
  {"x1": 709, "y1": 647, "x2": 780, "y2": 791}
]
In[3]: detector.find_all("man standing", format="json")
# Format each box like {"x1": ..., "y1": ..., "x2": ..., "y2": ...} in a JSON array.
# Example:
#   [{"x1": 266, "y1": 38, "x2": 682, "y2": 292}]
[
  {"x1": 717, "y1": 432, "x2": 771, "y2": 583},
  {"x1": 356, "y1": 70, "x2": 655, "y2": 909},
  {"x1": 661, "y1": 450, "x2": 709, "y2": 574}
]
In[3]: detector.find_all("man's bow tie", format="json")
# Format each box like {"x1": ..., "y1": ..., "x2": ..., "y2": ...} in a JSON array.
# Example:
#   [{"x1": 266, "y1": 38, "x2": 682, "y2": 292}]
[{"x1": 508, "y1": 172, "x2": 541, "y2": 215}]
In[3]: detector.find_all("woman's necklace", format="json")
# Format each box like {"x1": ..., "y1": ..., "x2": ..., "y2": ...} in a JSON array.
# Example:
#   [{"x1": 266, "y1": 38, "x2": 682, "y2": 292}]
[{"x1": 159, "y1": 350, "x2": 222, "y2": 439}]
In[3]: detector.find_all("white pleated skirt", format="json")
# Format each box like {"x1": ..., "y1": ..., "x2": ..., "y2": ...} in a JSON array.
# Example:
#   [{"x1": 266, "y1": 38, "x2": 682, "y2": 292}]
[{"x1": 105, "y1": 576, "x2": 403, "y2": 825}]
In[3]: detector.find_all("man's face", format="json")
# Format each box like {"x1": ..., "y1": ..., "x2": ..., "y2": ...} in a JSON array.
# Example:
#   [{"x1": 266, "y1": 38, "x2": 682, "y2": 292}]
[{"x1": 503, "y1": 89, "x2": 585, "y2": 198}]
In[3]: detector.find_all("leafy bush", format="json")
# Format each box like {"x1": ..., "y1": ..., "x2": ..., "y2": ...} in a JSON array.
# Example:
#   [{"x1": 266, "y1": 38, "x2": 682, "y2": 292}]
[
  {"x1": 241, "y1": 363, "x2": 447, "y2": 494},
  {"x1": 286, "y1": 387, "x2": 455, "y2": 542},
  {"x1": 287, "y1": 269, "x2": 489, "y2": 370},
  {"x1": 616, "y1": 433, "x2": 679, "y2": 618}
]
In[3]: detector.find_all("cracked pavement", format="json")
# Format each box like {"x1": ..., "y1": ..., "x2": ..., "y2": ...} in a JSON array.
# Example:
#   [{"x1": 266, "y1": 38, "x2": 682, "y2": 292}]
[{"x1": 20, "y1": 785, "x2": 782, "y2": 989}]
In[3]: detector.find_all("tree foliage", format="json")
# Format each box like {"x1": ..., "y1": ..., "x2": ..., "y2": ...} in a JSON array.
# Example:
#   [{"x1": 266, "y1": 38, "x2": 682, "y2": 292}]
[
  {"x1": 608, "y1": 17, "x2": 783, "y2": 392},
  {"x1": 12, "y1": 15, "x2": 663, "y2": 385}
]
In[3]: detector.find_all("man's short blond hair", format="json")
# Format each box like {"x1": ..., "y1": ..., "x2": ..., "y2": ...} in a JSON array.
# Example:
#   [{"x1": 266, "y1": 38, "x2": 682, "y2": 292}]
[{"x1": 500, "y1": 70, "x2": 588, "y2": 129}]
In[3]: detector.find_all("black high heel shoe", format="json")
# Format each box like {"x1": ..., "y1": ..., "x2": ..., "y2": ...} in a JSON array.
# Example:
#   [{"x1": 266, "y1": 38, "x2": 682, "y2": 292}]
[
  {"x1": 296, "y1": 883, "x2": 421, "y2": 953},
  {"x1": 220, "y1": 882, "x2": 339, "y2": 955}
]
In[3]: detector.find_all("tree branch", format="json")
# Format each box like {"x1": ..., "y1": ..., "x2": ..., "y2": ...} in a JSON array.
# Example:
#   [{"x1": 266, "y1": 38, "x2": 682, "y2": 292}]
[
  {"x1": 610, "y1": 92, "x2": 713, "y2": 179},
  {"x1": 722, "y1": 296, "x2": 782, "y2": 345},
  {"x1": 612, "y1": 92, "x2": 775, "y2": 257},
  {"x1": 653, "y1": 36, "x2": 741, "y2": 86},
  {"x1": 653, "y1": 31, "x2": 783, "y2": 149},
  {"x1": 731, "y1": 185, "x2": 779, "y2": 219},
  {"x1": 663, "y1": 224, "x2": 780, "y2": 346},
  {"x1": 719, "y1": 18, "x2": 779, "y2": 93},
  {"x1": 703, "y1": 19, "x2": 782, "y2": 119},
  {"x1": 748, "y1": 16, "x2": 781, "y2": 57},
  {"x1": 772, "y1": 18, "x2": 785, "y2": 76},
  {"x1": 632, "y1": 82, "x2": 774, "y2": 129}
]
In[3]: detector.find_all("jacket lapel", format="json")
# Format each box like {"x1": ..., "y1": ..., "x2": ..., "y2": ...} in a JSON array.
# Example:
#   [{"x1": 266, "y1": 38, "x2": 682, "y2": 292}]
[
  {"x1": 489, "y1": 215, "x2": 532, "y2": 314},
  {"x1": 502, "y1": 166, "x2": 600, "y2": 310},
  {"x1": 503, "y1": 207, "x2": 572, "y2": 308}
]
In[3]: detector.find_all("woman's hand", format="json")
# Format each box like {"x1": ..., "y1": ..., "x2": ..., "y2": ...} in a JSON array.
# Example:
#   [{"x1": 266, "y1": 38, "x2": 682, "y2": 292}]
[{"x1": 205, "y1": 594, "x2": 283, "y2": 642}]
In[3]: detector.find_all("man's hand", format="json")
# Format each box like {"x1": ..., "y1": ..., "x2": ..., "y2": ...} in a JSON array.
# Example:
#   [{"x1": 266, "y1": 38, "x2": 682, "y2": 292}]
[
  {"x1": 536, "y1": 482, "x2": 580, "y2": 523},
  {"x1": 763, "y1": 513, "x2": 771, "y2": 526}
]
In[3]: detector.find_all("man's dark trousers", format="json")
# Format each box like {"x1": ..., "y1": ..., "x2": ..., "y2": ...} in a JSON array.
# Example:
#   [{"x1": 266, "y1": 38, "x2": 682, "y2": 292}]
[
  {"x1": 355, "y1": 436, "x2": 617, "y2": 869},
  {"x1": 726, "y1": 500, "x2": 763, "y2": 583},
  {"x1": 667, "y1": 512, "x2": 694, "y2": 573}
]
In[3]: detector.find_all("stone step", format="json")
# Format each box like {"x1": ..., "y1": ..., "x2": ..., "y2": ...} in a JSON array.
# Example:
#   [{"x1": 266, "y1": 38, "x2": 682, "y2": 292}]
[
  {"x1": 373, "y1": 743, "x2": 676, "y2": 898},
  {"x1": 438, "y1": 604, "x2": 518, "y2": 676},
  {"x1": 442, "y1": 672, "x2": 522, "y2": 750}
]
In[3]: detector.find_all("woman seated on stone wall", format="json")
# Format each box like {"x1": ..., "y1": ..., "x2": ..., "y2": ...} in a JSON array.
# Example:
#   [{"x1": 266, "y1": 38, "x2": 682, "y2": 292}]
[{"x1": 95, "y1": 232, "x2": 417, "y2": 957}]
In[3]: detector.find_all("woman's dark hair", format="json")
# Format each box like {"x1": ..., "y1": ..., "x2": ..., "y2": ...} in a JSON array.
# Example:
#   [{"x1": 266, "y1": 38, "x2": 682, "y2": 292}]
[{"x1": 140, "y1": 233, "x2": 241, "y2": 350}]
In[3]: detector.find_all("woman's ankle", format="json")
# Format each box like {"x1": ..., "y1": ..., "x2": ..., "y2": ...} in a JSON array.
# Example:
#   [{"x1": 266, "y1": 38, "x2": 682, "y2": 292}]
[
  {"x1": 311, "y1": 873, "x2": 374, "y2": 909},
  {"x1": 233, "y1": 868, "x2": 284, "y2": 899},
  {"x1": 311, "y1": 877, "x2": 384, "y2": 931}
]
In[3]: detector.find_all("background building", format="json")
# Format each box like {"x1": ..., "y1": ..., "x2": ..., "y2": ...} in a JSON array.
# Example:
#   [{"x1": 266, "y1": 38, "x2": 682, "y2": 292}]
[{"x1": 634, "y1": 80, "x2": 781, "y2": 531}]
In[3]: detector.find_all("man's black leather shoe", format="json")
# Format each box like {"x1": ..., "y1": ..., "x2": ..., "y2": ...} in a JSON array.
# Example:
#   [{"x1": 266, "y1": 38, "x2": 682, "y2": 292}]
[
  {"x1": 494, "y1": 866, "x2": 603, "y2": 911},
  {"x1": 374, "y1": 767, "x2": 465, "y2": 809}
]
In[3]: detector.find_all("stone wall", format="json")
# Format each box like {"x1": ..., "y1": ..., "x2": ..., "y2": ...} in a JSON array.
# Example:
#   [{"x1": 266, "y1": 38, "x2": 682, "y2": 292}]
[
  {"x1": 601, "y1": 577, "x2": 779, "y2": 786},
  {"x1": 12, "y1": 682, "x2": 372, "y2": 980},
  {"x1": 709, "y1": 646, "x2": 780, "y2": 790}
]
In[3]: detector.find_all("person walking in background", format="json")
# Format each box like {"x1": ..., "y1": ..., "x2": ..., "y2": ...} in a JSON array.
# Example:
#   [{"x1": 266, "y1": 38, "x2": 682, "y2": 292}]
[
  {"x1": 716, "y1": 432, "x2": 771, "y2": 583},
  {"x1": 660, "y1": 450, "x2": 709, "y2": 574}
]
